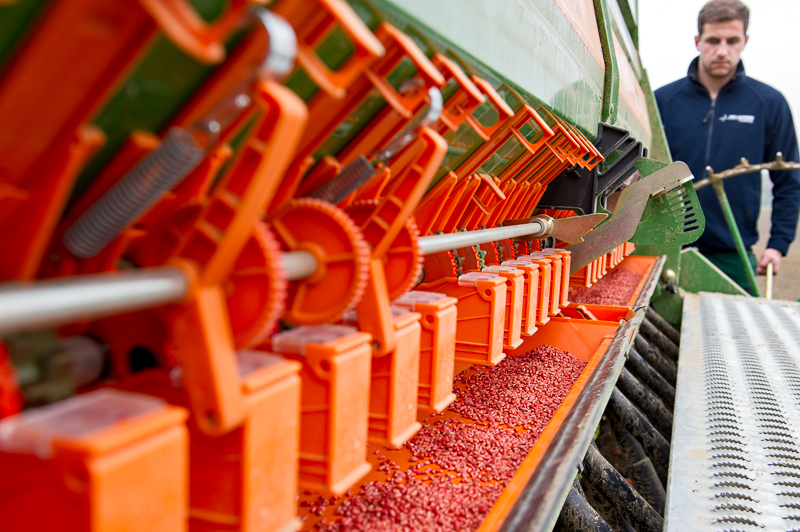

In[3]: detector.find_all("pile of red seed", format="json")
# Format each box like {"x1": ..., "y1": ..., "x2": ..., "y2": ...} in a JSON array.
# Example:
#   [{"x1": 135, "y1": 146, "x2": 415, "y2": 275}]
[
  {"x1": 407, "y1": 419, "x2": 534, "y2": 482},
  {"x1": 569, "y1": 267, "x2": 642, "y2": 306},
  {"x1": 316, "y1": 345, "x2": 587, "y2": 531},
  {"x1": 450, "y1": 345, "x2": 587, "y2": 431},
  {"x1": 321, "y1": 476, "x2": 504, "y2": 532}
]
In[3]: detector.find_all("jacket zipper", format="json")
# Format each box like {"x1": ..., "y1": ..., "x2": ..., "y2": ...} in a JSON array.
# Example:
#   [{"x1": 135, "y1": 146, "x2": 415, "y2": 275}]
[{"x1": 703, "y1": 99, "x2": 716, "y2": 166}]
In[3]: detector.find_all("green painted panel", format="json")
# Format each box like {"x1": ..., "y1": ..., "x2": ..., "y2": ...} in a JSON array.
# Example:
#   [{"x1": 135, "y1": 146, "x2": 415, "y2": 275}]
[
  {"x1": 0, "y1": 0, "x2": 49, "y2": 71},
  {"x1": 71, "y1": 0, "x2": 232, "y2": 199},
  {"x1": 679, "y1": 247, "x2": 750, "y2": 296},
  {"x1": 375, "y1": 0, "x2": 604, "y2": 137}
]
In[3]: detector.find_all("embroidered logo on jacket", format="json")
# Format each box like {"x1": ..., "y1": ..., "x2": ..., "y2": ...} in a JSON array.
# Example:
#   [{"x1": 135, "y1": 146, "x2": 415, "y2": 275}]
[{"x1": 719, "y1": 114, "x2": 755, "y2": 124}]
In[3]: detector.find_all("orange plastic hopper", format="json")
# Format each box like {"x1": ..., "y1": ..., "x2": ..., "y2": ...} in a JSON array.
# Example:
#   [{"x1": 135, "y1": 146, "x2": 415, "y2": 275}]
[
  {"x1": 419, "y1": 272, "x2": 507, "y2": 366},
  {"x1": 112, "y1": 351, "x2": 303, "y2": 532},
  {"x1": 0, "y1": 389, "x2": 188, "y2": 532},
  {"x1": 367, "y1": 309, "x2": 423, "y2": 447},
  {"x1": 499, "y1": 260, "x2": 541, "y2": 337},
  {"x1": 393, "y1": 291, "x2": 458, "y2": 414},
  {"x1": 481, "y1": 265, "x2": 524, "y2": 351},
  {"x1": 269, "y1": 325, "x2": 373, "y2": 495}
]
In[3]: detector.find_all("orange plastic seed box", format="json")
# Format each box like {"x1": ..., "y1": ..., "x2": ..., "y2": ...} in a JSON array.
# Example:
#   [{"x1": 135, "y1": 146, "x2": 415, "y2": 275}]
[
  {"x1": 418, "y1": 272, "x2": 507, "y2": 366},
  {"x1": 367, "y1": 309, "x2": 422, "y2": 447},
  {"x1": 481, "y1": 265, "x2": 524, "y2": 351},
  {"x1": 520, "y1": 252, "x2": 562, "y2": 315},
  {"x1": 269, "y1": 325, "x2": 373, "y2": 495},
  {"x1": 112, "y1": 351, "x2": 302, "y2": 532},
  {"x1": 514, "y1": 256, "x2": 551, "y2": 325},
  {"x1": 500, "y1": 260, "x2": 541, "y2": 337},
  {"x1": 392, "y1": 291, "x2": 458, "y2": 414},
  {"x1": 343, "y1": 307, "x2": 423, "y2": 448},
  {"x1": 544, "y1": 248, "x2": 572, "y2": 306},
  {"x1": 0, "y1": 389, "x2": 188, "y2": 532}
]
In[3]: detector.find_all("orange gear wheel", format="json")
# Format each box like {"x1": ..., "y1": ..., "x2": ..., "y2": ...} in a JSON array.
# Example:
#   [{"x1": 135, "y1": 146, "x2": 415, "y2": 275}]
[
  {"x1": 496, "y1": 238, "x2": 518, "y2": 261},
  {"x1": 421, "y1": 249, "x2": 459, "y2": 283},
  {"x1": 454, "y1": 245, "x2": 482, "y2": 272},
  {"x1": 345, "y1": 200, "x2": 423, "y2": 301},
  {"x1": 479, "y1": 241, "x2": 502, "y2": 266},
  {"x1": 268, "y1": 198, "x2": 369, "y2": 325},
  {"x1": 225, "y1": 223, "x2": 288, "y2": 349}
]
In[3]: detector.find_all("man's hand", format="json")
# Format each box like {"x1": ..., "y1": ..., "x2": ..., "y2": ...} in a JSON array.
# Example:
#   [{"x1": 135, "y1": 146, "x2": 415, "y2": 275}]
[{"x1": 757, "y1": 248, "x2": 782, "y2": 274}]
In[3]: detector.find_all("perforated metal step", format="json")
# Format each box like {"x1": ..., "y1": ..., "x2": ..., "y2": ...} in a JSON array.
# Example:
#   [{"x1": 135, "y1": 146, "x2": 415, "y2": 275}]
[{"x1": 666, "y1": 293, "x2": 800, "y2": 531}]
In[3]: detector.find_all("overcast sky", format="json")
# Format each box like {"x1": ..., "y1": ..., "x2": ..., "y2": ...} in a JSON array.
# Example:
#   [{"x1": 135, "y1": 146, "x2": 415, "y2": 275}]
[{"x1": 639, "y1": 0, "x2": 800, "y2": 126}]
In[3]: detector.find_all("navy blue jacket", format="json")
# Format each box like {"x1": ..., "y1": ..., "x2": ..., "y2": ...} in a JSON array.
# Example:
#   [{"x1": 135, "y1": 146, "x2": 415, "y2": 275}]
[{"x1": 655, "y1": 58, "x2": 800, "y2": 255}]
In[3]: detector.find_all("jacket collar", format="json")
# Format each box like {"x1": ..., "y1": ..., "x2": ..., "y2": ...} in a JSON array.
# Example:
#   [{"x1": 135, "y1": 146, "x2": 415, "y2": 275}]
[{"x1": 687, "y1": 56, "x2": 745, "y2": 93}]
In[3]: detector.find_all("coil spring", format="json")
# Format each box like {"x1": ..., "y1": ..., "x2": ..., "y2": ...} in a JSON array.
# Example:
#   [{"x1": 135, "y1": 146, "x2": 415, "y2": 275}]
[
  {"x1": 308, "y1": 155, "x2": 374, "y2": 205},
  {"x1": 64, "y1": 128, "x2": 204, "y2": 258}
]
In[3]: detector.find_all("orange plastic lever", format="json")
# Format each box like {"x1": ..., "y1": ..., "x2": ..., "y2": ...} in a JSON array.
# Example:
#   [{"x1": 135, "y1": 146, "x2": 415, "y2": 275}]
[
  {"x1": 272, "y1": 0, "x2": 385, "y2": 98},
  {"x1": 137, "y1": 0, "x2": 249, "y2": 64}
]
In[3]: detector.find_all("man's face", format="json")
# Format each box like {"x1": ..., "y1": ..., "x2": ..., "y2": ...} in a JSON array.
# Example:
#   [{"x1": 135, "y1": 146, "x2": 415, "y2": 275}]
[{"x1": 695, "y1": 19, "x2": 748, "y2": 78}]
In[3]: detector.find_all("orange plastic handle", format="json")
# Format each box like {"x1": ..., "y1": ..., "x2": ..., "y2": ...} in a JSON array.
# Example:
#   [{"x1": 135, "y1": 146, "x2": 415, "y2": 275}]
[
  {"x1": 430, "y1": 54, "x2": 485, "y2": 133},
  {"x1": 273, "y1": 0, "x2": 385, "y2": 98},
  {"x1": 174, "y1": 80, "x2": 308, "y2": 286},
  {"x1": 137, "y1": 0, "x2": 249, "y2": 64},
  {"x1": 464, "y1": 76, "x2": 514, "y2": 140},
  {"x1": 365, "y1": 24, "x2": 445, "y2": 117}
]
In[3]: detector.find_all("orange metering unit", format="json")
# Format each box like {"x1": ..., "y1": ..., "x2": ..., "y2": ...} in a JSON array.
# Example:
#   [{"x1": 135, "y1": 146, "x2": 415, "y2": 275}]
[
  {"x1": 392, "y1": 291, "x2": 458, "y2": 414},
  {"x1": 519, "y1": 253, "x2": 561, "y2": 316},
  {"x1": 268, "y1": 325, "x2": 373, "y2": 495},
  {"x1": 510, "y1": 256, "x2": 551, "y2": 326},
  {"x1": 368, "y1": 308, "x2": 423, "y2": 447},
  {"x1": 499, "y1": 260, "x2": 541, "y2": 337},
  {"x1": 344, "y1": 307, "x2": 424, "y2": 448},
  {"x1": 0, "y1": 389, "x2": 188, "y2": 532},
  {"x1": 481, "y1": 265, "x2": 525, "y2": 351},
  {"x1": 419, "y1": 272, "x2": 507, "y2": 366},
  {"x1": 111, "y1": 352, "x2": 302, "y2": 532},
  {"x1": 544, "y1": 248, "x2": 572, "y2": 307}
]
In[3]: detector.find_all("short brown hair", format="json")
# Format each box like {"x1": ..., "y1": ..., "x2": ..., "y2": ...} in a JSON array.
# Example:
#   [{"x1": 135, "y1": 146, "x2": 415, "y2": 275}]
[{"x1": 698, "y1": 0, "x2": 750, "y2": 35}]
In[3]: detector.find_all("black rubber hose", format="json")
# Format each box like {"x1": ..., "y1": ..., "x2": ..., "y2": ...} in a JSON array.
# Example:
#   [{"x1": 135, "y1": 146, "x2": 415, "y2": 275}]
[
  {"x1": 633, "y1": 335, "x2": 677, "y2": 387},
  {"x1": 607, "y1": 410, "x2": 646, "y2": 465},
  {"x1": 626, "y1": 347, "x2": 676, "y2": 410},
  {"x1": 607, "y1": 388, "x2": 671, "y2": 472},
  {"x1": 640, "y1": 317, "x2": 679, "y2": 362},
  {"x1": 646, "y1": 307, "x2": 680, "y2": 345},
  {"x1": 617, "y1": 367, "x2": 673, "y2": 440},
  {"x1": 608, "y1": 412, "x2": 667, "y2": 509},
  {"x1": 627, "y1": 456, "x2": 667, "y2": 516},
  {"x1": 582, "y1": 443, "x2": 664, "y2": 532},
  {"x1": 580, "y1": 478, "x2": 637, "y2": 532},
  {"x1": 558, "y1": 478, "x2": 616, "y2": 532}
]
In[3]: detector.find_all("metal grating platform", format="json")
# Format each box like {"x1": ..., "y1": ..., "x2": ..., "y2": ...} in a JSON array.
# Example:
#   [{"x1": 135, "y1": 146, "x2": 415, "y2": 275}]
[{"x1": 666, "y1": 293, "x2": 800, "y2": 531}]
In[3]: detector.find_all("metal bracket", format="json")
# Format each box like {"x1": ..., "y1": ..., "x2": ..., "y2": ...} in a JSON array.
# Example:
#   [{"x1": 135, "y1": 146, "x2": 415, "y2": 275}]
[{"x1": 537, "y1": 123, "x2": 643, "y2": 214}]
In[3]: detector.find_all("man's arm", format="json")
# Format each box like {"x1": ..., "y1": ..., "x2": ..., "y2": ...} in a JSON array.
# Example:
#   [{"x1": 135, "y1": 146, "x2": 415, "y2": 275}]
[{"x1": 761, "y1": 96, "x2": 800, "y2": 274}]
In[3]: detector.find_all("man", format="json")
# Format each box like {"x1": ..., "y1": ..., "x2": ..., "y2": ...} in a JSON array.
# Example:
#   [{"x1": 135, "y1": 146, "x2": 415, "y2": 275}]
[{"x1": 655, "y1": 0, "x2": 800, "y2": 292}]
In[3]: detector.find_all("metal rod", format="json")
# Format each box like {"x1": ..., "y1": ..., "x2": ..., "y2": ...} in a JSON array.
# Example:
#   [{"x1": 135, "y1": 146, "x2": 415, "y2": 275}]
[
  {"x1": 418, "y1": 221, "x2": 546, "y2": 255},
  {"x1": 712, "y1": 179, "x2": 761, "y2": 296},
  {"x1": 766, "y1": 262, "x2": 773, "y2": 300},
  {"x1": 0, "y1": 267, "x2": 189, "y2": 336},
  {"x1": 282, "y1": 250, "x2": 317, "y2": 281}
]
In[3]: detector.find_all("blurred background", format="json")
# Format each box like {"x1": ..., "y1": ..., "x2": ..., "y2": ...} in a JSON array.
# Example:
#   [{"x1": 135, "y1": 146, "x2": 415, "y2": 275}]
[{"x1": 640, "y1": 0, "x2": 800, "y2": 299}]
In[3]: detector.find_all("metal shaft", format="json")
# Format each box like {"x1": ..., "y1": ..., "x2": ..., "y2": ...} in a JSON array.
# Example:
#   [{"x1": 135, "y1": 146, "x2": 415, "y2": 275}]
[
  {"x1": 418, "y1": 221, "x2": 547, "y2": 255},
  {"x1": 0, "y1": 268, "x2": 189, "y2": 336},
  {"x1": 0, "y1": 221, "x2": 545, "y2": 335}
]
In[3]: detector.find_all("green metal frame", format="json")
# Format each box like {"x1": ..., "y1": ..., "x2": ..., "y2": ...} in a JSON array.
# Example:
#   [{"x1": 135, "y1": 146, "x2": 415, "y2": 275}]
[
  {"x1": 710, "y1": 180, "x2": 761, "y2": 296},
  {"x1": 594, "y1": 0, "x2": 619, "y2": 124}
]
